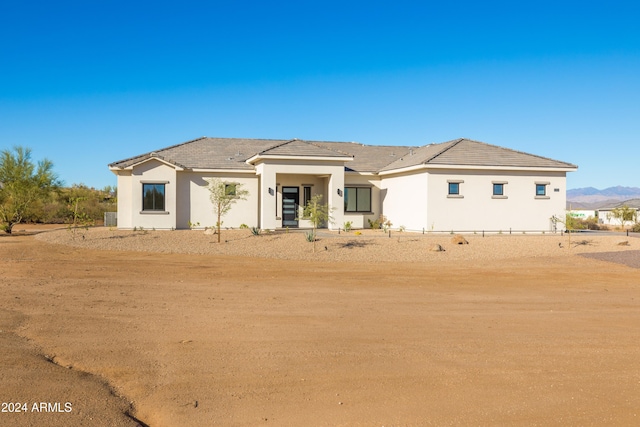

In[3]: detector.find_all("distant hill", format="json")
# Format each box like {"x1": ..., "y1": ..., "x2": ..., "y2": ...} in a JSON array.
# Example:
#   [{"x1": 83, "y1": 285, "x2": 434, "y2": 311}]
[{"x1": 567, "y1": 186, "x2": 640, "y2": 209}]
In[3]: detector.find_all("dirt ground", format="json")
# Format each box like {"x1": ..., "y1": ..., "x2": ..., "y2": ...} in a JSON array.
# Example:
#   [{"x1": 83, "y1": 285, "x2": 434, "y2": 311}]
[{"x1": 1, "y1": 227, "x2": 640, "y2": 426}]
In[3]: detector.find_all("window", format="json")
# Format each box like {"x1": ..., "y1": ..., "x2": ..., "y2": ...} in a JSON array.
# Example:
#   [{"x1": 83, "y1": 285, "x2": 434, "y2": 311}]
[
  {"x1": 224, "y1": 183, "x2": 237, "y2": 196},
  {"x1": 344, "y1": 187, "x2": 371, "y2": 212},
  {"x1": 492, "y1": 181, "x2": 508, "y2": 198},
  {"x1": 142, "y1": 183, "x2": 165, "y2": 211},
  {"x1": 303, "y1": 186, "x2": 312, "y2": 207},
  {"x1": 536, "y1": 184, "x2": 547, "y2": 197},
  {"x1": 447, "y1": 180, "x2": 464, "y2": 198}
]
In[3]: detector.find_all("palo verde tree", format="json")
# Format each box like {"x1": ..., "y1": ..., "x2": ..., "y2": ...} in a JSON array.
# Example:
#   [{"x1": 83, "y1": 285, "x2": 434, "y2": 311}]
[
  {"x1": 207, "y1": 178, "x2": 249, "y2": 243},
  {"x1": 0, "y1": 146, "x2": 61, "y2": 233},
  {"x1": 301, "y1": 194, "x2": 334, "y2": 252}
]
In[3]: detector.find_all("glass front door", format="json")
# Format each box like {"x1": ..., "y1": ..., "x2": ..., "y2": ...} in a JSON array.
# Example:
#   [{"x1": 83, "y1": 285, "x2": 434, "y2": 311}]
[{"x1": 282, "y1": 187, "x2": 299, "y2": 227}]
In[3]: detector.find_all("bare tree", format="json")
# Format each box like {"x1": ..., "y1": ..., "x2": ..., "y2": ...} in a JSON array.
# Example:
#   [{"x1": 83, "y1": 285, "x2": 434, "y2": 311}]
[{"x1": 207, "y1": 178, "x2": 249, "y2": 243}]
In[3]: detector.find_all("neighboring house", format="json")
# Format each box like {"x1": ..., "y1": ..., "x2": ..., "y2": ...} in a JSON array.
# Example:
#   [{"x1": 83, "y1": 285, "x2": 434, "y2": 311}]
[
  {"x1": 597, "y1": 199, "x2": 640, "y2": 228},
  {"x1": 109, "y1": 137, "x2": 578, "y2": 232}
]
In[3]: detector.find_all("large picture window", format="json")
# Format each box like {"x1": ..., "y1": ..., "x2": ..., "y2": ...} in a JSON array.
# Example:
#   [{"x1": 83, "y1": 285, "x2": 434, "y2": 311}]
[
  {"x1": 344, "y1": 187, "x2": 371, "y2": 212},
  {"x1": 142, "y1": 183, "x2": 165, "y2": 211}
]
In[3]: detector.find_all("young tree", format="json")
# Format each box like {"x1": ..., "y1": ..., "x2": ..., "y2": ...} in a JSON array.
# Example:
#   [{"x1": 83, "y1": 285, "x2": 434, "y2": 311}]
[
  {"x1": 0, "y1": 146, "x2": 61, "y2": 233},
  {"x1": 207, "y1": 178, "x2": 249, "y2": 243},
  {"x1": 609, "y1": 205, "x2": 638, "y2": 230},
  {"x1": 301, "y1": 194, "x2": 334, "y2": 252}
]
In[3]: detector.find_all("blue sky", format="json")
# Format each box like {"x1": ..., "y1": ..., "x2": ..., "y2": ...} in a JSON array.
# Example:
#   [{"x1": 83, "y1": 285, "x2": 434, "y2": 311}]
[{"x1": 1, "y1": 1, "x2": 639, "y2": 190}]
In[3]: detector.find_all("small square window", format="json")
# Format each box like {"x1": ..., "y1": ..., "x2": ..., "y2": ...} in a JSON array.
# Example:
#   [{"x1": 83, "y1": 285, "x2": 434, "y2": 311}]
[
  {"x1": 225, "y1": 183, "x2": 237, "y2": 196},
  {"x1": 536, "y1": 184, "x2": 547, "y2": 196},
  {"x1": 493, "y1": 183, "x2": 504, "y2": 196},
  {"x1": 448, "y1": 182, "x2": 460, "y2": 195}
]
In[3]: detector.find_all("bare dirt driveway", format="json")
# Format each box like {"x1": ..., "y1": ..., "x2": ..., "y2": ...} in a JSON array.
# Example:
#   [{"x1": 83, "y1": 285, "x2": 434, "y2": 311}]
[{"x1": 1, "y1": 230, "x2": 640, "y2": 426}]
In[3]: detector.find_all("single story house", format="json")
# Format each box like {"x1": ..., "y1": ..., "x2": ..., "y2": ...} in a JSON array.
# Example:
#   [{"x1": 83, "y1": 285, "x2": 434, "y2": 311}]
[
  {"x1": 597, "y1": 199, "x2": 640, "y2": 228},
  {"x1": 108, "y1": 137, "x2": 578, "y2": 232}
]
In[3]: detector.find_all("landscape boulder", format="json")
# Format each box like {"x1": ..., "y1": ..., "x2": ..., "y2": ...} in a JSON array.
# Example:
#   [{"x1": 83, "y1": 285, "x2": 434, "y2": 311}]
[
  {"x1": 451, "y1": 234, "x2": 469, "y2": 245},
  {"x1": 430, "y1": 244, "x2": 445, "y2": 252}
]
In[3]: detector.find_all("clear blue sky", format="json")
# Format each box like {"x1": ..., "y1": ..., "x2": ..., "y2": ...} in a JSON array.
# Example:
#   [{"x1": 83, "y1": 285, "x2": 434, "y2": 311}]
[{"x1": 1, "y1": 1, "x2": 639, "y2": 190}]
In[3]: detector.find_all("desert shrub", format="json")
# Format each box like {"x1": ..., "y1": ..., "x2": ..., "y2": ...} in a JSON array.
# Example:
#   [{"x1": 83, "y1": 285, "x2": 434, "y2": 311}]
[
  {"x1": 239, "y1": 223, "x2": 249, "y2": 229},
  {"x1": 367, "y1": 218, "x2": 380, "y2": 229},
  {"x1": 343, "y1": 221, "x2": 353, "y2": 232},
  {"x1": 250, "y1": 226, "x2": 261, "y2": 235},
  {"x1": 305, "y1": 231, "x2": 316, "y2": 242},
  {"x1": 631, "y1": 223, "x2": 640, "y2": 233}
]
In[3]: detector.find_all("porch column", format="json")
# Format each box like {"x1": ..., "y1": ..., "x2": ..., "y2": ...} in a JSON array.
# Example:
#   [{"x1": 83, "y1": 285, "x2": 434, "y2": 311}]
[
  {"x1": 327, "y1": 167, "x2": 345, "y2": 231},
  {"x1": 256, "y1": 163, "x2": 277, "y2": 230}
]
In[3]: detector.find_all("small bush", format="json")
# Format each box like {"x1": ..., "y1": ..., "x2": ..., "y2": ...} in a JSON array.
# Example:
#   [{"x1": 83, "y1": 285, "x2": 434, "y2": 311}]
[
  {"x1": 305, "y1": 231, "x2": 316, "y2": 242},
  {"x1": 631, "y1": 223, "x2": 640, "y2": 233},
  {"x1": 239, "y1": 223, "x2": 249, "y2": 229},
  {"x1": 343, "y1": 221, "x2": 353, "y2": 232},
  {"x1": 250, "y1": 227, "x2": 261, "y2": 235}
]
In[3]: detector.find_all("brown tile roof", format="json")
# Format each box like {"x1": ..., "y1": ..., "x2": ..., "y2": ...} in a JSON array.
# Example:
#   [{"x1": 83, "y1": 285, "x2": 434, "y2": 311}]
[
  {"x1": 109, "y1": 137, "x2": 577, "y2": 173},
  {"x1": 380, "y1": 138, "x2": 577, "y2": 172}
]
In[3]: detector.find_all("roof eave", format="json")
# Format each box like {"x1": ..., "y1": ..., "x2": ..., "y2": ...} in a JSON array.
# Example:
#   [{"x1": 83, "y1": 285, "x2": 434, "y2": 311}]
[
  {"x1": 379, "y1": 163, "x2": 578, "y2": 176},
  {"x1": 246, "y1": 154, "x2": 354, "y2": 165},
  {"x1": 111, "y1": 156, "x2": 186, "y2": 171}
]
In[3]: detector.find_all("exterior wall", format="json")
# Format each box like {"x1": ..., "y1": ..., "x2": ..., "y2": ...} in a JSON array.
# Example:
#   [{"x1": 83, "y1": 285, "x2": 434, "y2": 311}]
[
  {"x1": 127, "y1": 159, "x2": 178, "y2": 229},
  {"x1": 255, "y1": 160, "x2": 346, "y2": 230},
  {"x1": 426, "y1": 169, "x2": 568, "y2": 232},
  {"x1": 115, "y1": 171, "x2": 133, "y2": 229},
  {"x1": 176, "y1": 172, "x2": 259, "y2": 229},
  {"x1": 275, "y1": 174, "x2": 326, "y2": 229},
  {"x1": 342, "y1": 173, "x2": 382, "y2": 229},
  {"x1": 380, "y1": 172, "x2": 429, "y2": 231}
]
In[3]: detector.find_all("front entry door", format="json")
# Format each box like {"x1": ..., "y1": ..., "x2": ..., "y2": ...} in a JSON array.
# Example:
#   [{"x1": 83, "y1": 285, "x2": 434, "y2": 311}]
[{"x1": 282, "y1": 187, "x2": 299, "y2": 227}]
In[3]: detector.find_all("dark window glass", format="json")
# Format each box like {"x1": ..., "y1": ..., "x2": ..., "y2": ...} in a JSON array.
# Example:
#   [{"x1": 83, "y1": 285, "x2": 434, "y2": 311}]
[
  {"x1": 142, "y1": 184, "x2": 165, "y2": 211},
  {"x1": 303, "y1": 186, "x2": 312, "y2": 206},
  {"x1": 344, "y1": 187, "x2": 371, "y2": 212},
  {"x1": 493, "y1": 183, "x2": 504, "y2": 196},
  {"x1": 536, "y1": 184, "x2": 547, "y2": 196},
  {"x1": 448, "y1": 182, "x2": 460, "y2": 195}
]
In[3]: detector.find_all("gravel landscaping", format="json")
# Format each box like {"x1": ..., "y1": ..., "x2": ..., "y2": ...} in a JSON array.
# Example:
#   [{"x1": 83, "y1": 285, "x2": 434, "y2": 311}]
[{"x1": 35, "y1": 227, "x2": 639, "y2": 264}]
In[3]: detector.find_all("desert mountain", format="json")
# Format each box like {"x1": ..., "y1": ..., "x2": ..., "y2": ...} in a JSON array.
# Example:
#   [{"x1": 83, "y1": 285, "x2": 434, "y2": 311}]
[{"x1": 567, "y1": 186, "x2": 640, "y2": 209}]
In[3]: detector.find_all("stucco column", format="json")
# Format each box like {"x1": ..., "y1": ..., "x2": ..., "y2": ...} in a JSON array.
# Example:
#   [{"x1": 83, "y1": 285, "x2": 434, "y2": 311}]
[
  {"x1": 327, "y1": 167, "x2": 345, "y2": 231},
  {"x1": 256, "y1": 163, "x2": 277, "y2": 230}
]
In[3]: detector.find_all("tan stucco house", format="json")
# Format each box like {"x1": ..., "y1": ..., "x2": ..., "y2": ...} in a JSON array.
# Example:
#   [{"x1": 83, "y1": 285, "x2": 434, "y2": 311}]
[{"x1": 108, "y1": 137, "x2": 578, "y2": 232}]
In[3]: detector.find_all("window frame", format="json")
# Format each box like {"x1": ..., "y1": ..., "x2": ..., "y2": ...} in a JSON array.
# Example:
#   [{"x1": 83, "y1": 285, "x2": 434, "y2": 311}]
[
  {"x1": 535, "y1": 182, "x2": 550, "y2": 199},
  {"x1": 224, "y1": 183, "x2": 237, "y2": 196},
  {"x1": 447, "y1": 180, "x2": 464, "y2": 198},
  {"x1": 303, "y1": 186, "x2": 312, "y2": 207},
  {"x1": 344, "y1": 186, "x2": 372, "y2": 213},
  {"x1": 492, "y1": 181, "x2": 508, "y2": 199},
  {"x1": 141, "y1": 182, "x2": 167, "y2": 212}
]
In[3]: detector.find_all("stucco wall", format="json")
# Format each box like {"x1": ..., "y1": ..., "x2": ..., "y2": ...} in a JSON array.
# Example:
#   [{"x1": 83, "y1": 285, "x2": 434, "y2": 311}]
[
  {"x1": 124, "y1": 160, "x2": 178, "y2": 229},
  {"x1": 115, "y1": 171, "x2": 133, "y2": 229},
  {"x1": 344, "y1": 173, "x2": 383, "y2": 229},
  {"x1": 380, "y1": 172, "x2": 429, "y2": 231},
  {"x1": 426, "y1": 169, "x2": 567, "y2": 232},
  {"x1": 176, "y1": 172, "x2": 259, "y2": 229}
]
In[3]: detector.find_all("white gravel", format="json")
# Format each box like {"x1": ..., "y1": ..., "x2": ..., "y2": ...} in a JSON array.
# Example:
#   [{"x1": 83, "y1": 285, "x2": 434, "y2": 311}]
[{"x1": 34, "y1": 227, "x2": 637, "y2": 264}]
